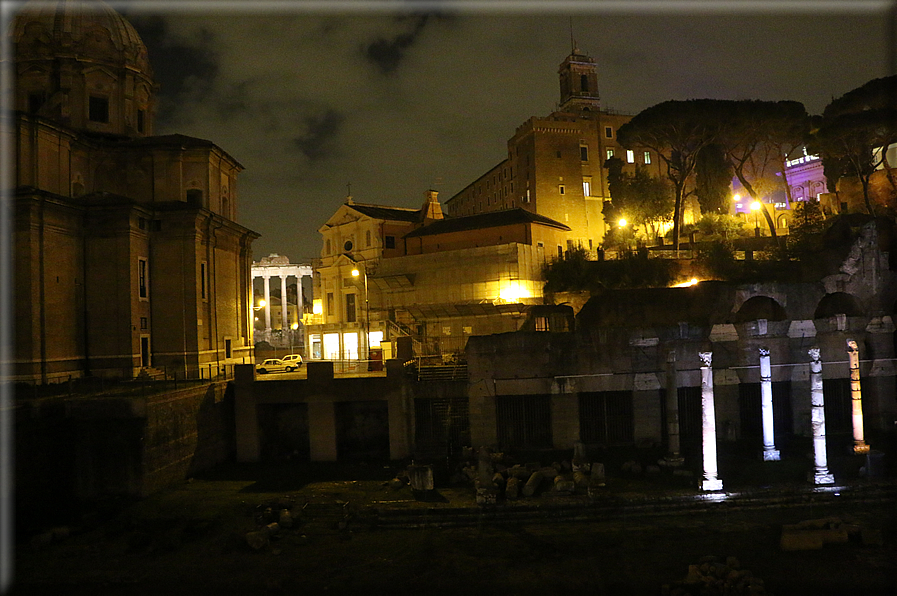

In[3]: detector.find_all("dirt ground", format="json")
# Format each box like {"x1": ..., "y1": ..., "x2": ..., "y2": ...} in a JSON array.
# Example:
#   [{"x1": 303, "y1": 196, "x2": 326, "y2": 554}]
[{"x1": 9, "y1": 461, "x2": 897, "y2": 596}]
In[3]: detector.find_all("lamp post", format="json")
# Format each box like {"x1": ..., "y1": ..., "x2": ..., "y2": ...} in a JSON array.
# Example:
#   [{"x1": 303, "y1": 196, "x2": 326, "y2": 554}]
[
  {"x1": 750, "y1": 200, "x2": 761, "y2": 237},
  {"x1": 351, "y1": 264, "x2": 369, "y2": 362}
]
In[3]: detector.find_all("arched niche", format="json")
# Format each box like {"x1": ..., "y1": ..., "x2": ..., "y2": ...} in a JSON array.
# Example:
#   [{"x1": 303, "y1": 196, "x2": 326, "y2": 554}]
[
  {"x1": 734, "y1": 296, "x2": 787, "y2": 323},
  {"x1": 814, "y1": 292, "x2": 863, "y2": 319}
]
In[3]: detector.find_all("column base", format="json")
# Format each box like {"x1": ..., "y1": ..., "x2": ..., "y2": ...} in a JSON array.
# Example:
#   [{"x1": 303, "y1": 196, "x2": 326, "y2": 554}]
[
  {"x1": 701, "y1": 478, "x2": 724, "y2": 492},
  {"x1": 811, "y1": 471, "x2": 835, "y2": 485},
  {"x1": 662, "y1": 455, "x2": 685, "y2": 467},
  {"x1": 853, "y1": 442, "x2": 870, "y2": 455},
  {"x1": 762, "y1": 449, "x2": 781, "y2": 462}
]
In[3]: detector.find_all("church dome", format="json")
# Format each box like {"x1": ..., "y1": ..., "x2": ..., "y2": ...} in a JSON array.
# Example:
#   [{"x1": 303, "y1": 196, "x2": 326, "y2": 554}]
[{"x1": 10, "y1": 0, "x2": 156, "y2": 137}]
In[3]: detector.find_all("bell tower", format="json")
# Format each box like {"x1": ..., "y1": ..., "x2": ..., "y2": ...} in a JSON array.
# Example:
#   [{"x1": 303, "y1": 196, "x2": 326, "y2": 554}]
[{"x1": 558, "y1": 45, "x2": 600, "y2": 114}]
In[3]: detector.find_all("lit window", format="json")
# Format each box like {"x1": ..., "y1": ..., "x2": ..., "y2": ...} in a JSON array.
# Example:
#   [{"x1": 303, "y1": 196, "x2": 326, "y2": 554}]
[
  {"x1": 626, "y1": 150, "x2": 635, "y2": 163},
  {"x1": 644, "y1": 151, "x2": 651, "y2": 164},
  {"x1": 583, "y1": 177, "x2": 592, "y2": 197},
  {"x1": 606, "y1": 149, "x2": 614, "y2": 160},
  {"x1": 535, "y1": 317, "x2": 549, "y2": 332}
]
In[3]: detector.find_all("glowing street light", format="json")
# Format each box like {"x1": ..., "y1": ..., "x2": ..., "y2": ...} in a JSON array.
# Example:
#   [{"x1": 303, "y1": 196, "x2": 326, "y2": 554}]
[
  {"x1": 351, "y1": 264, "x2": 369, "y2": 361},
  {"x1": 618, "y1": 218, "x2": 627, "y2": 228},
  {"x1": 750, "y1": 200, "x2": 762, "y2": 236}
]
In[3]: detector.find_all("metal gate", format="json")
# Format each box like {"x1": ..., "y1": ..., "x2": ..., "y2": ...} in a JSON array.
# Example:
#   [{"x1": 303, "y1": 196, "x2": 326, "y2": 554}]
[
  {"x1": 414, "y1": 397, "x2": 470, "y2": 458},
  {"x1": 579, "y1": 391, "x2": 634, "y2": 446},
  {"x1": 738, "y1": 381, "x2": 793, "y2": 439},
  {"x1": 495, "y1": 395, "x2": 552, "y2": 451}
]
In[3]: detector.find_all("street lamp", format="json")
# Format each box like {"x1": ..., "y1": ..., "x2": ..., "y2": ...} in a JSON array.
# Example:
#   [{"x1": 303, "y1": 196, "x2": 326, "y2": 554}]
[
  {"x1": 750, "y1": 201, "x2": 762, "y2": 237},
  {"x1": 351, "y1": 264, "x2": 369, "y2": 362}
]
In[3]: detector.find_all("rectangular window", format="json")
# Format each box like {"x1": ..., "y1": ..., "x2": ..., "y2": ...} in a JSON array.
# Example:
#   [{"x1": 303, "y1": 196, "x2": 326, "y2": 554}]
[
  {"x1": 556, "y1": 151, "x2": 562, "y2": 158},
  {"x1": 366, "y1": 230, "x2": 372, "y2": 247},
  {"x1": 524, "y1": 189, "x2": 531, "y2": 203},
  {"x1": 140, "y1": 317, "x2": 148, "y2": 330},
  {"x1": 606, "y1": 149, "x2": 614, "y2": 160},
  {"x1": 535, "y1": 317, "x2": 549, "y2": 332},
  {"x1": 138, "y1": 258, "x2": 148, "y2": 299},
  {"x1": 326, "y1": 292, "x2": 334, "y2": 316},
  {"x1": 137, "y1": 109, "x2": 145, "y2": 133},
  {"x1": 201, "y1": 261, "x2": 208, "y2": 300},
  {"x1": 346, "y1": 293, "x2": 357, "y2": 323},
  {"x1": 557, "y1": 246, "x2": 563, "y2": 259},
  {"x1": 88, "y1": 96, "x2": 109, "y2": 123},
  {"x1": 583, "y1": 177, "x2": 592, "y2": 197},
  {"x1": 325, "y1": 239, "x2": 331, "y2": 255},
  {"x1": 559, "y1": 185, "x2": 565, "y2": 195},
  {"x1": 580, "y1": 145, "x2": 589, "y2": 161},
  {"x1": 385, "y1": 235, "x2": 396, "y2": 249},
  {"x1": 643, "y1": 151, "x2": 651, "y2": 165},
  {"x1": 138, "y1": 217, "x2": 147, "y2": 230},
  {"x1": 605, "y1": 126, "x2": 613, "y2": 138},
  {"x1": 626, "y1": 150, "x2": 635, "y2": 163}
]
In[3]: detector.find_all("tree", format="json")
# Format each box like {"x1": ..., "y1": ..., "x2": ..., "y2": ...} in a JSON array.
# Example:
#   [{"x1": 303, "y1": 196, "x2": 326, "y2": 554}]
[
  {"x1": 810, "y1": 77, "x2": 897, "y2": 215},
  {"x1": 617, "y1": 100, "x2": 718, "y2": 251},
  {"x1": 695, "y1": 143, "x2": 733, "y2": 214},
  {"x1": 603, "y1": 157, "x2": 674, "y2": 242},
  {"x1": 713, "y1": 100, "x2": 810, "y2": 238}
]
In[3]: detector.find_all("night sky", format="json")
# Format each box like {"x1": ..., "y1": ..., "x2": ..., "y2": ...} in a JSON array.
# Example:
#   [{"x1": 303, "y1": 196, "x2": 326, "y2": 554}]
[{"x1": 121, "y1": 1, "x2": 895, "y2": 263}]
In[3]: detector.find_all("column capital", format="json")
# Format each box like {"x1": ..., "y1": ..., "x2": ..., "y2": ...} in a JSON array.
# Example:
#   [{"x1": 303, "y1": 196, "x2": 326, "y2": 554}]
[{"x1": 698, "y1": 351, "x2": 712, "y2": 368}]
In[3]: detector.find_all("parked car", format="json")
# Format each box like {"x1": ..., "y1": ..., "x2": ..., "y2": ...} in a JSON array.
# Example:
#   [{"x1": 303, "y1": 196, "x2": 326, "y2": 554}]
[
  {"x1": 255, "y1": 358, "x2": 296, "y2": 374},
  {"x1": 281, "y1": 354, "x2": 304, "y2": 367}
]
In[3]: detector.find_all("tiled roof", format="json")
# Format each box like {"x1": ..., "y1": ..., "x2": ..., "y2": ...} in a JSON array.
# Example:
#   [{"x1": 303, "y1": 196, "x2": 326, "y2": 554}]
[
  {"x1": 347, "y1": 203, "x2": 422, "y2": 223},
  {"x1": 404, "y1": 208, "x2": 570, "y2": 238}
]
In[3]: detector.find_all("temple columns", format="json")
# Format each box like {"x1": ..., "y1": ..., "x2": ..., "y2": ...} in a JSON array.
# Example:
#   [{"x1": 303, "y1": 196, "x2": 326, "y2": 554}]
[
  {"x1": 759, "y1": 347, "x2": 780, "y2": 461},
  {"x1": 847, "y1": 340, "x2": 870, "y2": 454},
  {"x1": 809, "y1": 347, "x2": 835, "y2": 484},
  {"x1": 699, "y1": 351, "x2": 723, "y2": 491}
]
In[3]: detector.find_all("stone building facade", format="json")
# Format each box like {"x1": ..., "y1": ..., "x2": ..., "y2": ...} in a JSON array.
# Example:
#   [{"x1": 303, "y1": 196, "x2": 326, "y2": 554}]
[
  {"x1": 446, "y1": 47, "x2": 665, "y2": 254},
  {"x1": 6, "y1": 0, "x2": 259, "y2": 381},
  {"x1": 305, "y1": 191, "x2": 570, "y2": 362}
]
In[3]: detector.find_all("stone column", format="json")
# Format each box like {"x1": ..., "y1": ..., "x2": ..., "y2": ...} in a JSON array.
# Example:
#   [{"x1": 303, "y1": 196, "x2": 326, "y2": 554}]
[
  {"x1": 759, "y1": 347, "x2": 780, "y2": 461},
  {"x1": 809, "y1": 347, "x2": 834, "y2": 484},
  {"x1": 280, "y1": 274, "x2": 288, "y2": 331},
  {"x1": 847, "y1": 340, "x2": 870, "y2": 454},
  {"x1": 263, "y1": 275, "x2": 271, "y2": 331},
  {"x1": 699, "y1": 351, "x2": 723, "y2": 491},
  {"x1": 665, "y1": 350, "x2": 683, "y2": 464}
]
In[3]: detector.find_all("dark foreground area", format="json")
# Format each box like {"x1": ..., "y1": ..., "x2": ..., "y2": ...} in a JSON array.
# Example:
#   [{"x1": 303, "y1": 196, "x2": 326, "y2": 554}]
[{"x1": 9, "y1": 461, "x2": 897, "y2": 596}]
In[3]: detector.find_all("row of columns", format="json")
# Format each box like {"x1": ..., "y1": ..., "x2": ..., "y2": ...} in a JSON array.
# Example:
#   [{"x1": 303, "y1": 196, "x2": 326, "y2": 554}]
[{"x1": 694, "y1": 340, "x2": 868, "y2": 492}]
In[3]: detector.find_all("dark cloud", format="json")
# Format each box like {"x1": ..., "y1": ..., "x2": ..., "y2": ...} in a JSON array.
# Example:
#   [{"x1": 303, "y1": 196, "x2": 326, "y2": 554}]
[
  {"x1": 292, "y1": 109, "x2": 344, "y2": 161},
  {"x1": 127, "y1": 15, "x2": 218, "y2": 125},
  {"x1": 363, "y1": 15, "x2": 430, "y2": 74}
]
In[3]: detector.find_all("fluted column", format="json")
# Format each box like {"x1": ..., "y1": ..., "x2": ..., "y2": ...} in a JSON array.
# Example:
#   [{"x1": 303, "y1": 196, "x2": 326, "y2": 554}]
[
  {"x1": 280, "y1": 275, "x2": 288, "y2": 330},
  {"x1": 699, "y1": 351, "x2": 723, "y2": 491},
  {"x1": 263, "y1": 275, "x2": 271, "y2": 331},
  {"x1": 809, "y1": 347, "x2": 834, "y2": 484},
  {"x1": 847, "y1": 340, "x2": 870, "y2": 454},
  {"x1": 759, "y1": 347, "x2": 780, "y2": 461}
]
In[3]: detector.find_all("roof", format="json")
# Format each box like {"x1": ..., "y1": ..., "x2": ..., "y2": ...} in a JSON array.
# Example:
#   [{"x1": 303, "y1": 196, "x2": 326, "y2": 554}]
[
  {"x1": 404, "y1": 208, "x2": 570, "y2": 238},
  {"x1": 347, "y1": 203, "x2": 422, "y2": 223}
]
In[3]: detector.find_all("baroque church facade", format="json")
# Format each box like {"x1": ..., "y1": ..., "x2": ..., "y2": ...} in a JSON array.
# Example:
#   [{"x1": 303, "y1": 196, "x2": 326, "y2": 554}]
[{"x1": 6, "y1": 0, "x2": 259, "y2": 382}]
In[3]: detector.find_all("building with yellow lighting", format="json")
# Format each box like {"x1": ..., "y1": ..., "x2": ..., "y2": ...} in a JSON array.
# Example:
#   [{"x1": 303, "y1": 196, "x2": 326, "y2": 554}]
[
  {"x1": 305, "y1": 191, "x2": 570, "y2": 362},
  {"x1": 445, "y1": 46, "x2": 665, "y2": 253}
]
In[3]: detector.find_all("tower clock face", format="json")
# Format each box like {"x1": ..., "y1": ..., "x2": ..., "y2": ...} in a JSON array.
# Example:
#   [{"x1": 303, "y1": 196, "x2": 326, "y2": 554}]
[{"x1": 344, "y1": 240, "x2": 353, "y2": 252}]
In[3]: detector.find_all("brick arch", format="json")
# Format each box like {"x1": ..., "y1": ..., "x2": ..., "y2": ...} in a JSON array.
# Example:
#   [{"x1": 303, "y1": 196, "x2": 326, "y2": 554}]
[
  {"x1": 815, "y1": 292, "x2": 864, "y2": 319},
  {"x1": 733, "y1": 296, "x2": 787, "y2": 323}
]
